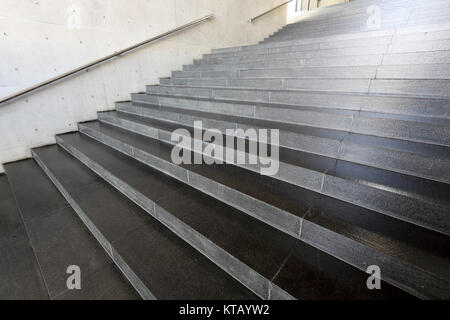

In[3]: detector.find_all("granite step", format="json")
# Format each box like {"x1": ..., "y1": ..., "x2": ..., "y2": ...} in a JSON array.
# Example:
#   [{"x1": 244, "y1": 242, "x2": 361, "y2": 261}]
[
  {"x1": 182, "y1": 54, "x2": 383, "y2": 71},
  {"x1": 0, "y1": 174, "x2": 48, "y2": 300},
  {"x1": 145, "y1": 85, "x2": 450, "y2": 120},
  {"x1": 174, "y1": 64, "x2": 450, "y2": 81},
  {"x1": 192, "y1": 53, "x2": 385, "y2": 67},
  {"x1": 159, "y1": 76, "x2": 450, "y2": 98},
  {"x1": 199, "y1": 45, "x2": 389, "y2": 65},
  {"x1": 3, "y1": 160, "x2": 139, "y2": 300},
  {"x1": 205, "y1": 36, "x2": 393, "y2": 60}
]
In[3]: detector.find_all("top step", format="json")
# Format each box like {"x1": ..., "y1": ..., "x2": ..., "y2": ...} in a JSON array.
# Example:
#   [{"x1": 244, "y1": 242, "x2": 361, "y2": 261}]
[{"x1": 212, "y1": 26, "x2": 450, "y2": 56}]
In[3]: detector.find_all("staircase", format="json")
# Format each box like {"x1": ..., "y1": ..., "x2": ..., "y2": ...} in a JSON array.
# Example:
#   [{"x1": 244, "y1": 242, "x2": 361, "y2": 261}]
[{"x1": 2, "y1": 0, "x2": 450, "y2": 299}]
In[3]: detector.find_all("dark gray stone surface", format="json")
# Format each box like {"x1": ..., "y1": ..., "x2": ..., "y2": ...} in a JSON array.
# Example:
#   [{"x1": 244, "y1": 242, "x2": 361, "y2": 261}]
[
  {"x1": 4, "y1": 160, "x2": 138, "y2": 300},
  {"x1": 72, "y1": 118, "x2": 449, "y2": 298},
  {"x1": 0, "y1": 175, "x2": 49, "y2": 300},
  {"x1": 33, "y1": 144, "x2": 258, "y2": 300}
]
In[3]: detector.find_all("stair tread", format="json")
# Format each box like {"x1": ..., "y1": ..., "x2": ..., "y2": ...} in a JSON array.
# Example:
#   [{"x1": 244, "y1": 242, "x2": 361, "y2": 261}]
[
  {"x1": 33, "y1": 144, "x2": 257, "y2": 300},
  {"x1": 160, "y1": 75, "x2": 450, "y2": 99},
  {"x1": 4, "y1": 160, "x2": 138, "y2": 300},
  {"x1": 0, "y1": 174, "x2": 49, "y2": 300},
  {"x1": 0, "y1": 175, "x2": 25, "y2": 242},
  {"x1": 176, "y1": 64, "x2": 450, "y2": 81},
  {"x1": 146, "y1": 85, "x2": 450, "y2": 120}
]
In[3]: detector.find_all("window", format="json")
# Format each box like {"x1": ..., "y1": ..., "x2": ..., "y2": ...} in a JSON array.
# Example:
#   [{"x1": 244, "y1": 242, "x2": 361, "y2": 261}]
[{"x1": 296, "y1": 0, "x2": 303, "y2": 12}]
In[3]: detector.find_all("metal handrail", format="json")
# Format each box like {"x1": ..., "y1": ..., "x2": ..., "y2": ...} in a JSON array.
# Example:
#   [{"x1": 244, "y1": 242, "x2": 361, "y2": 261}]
[
  {"x1": 249, "y1": 0, "x2": 295, "y2": 23},
  {"x1": 0, "y1": 14, "x2": 214, "y2": 106}
]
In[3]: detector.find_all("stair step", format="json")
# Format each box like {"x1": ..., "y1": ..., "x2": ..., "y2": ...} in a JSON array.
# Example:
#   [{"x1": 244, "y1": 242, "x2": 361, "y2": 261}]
[
  {"x1": 76, "y1": 118, "x2": 450, "y2": 299},
  {"x1": 146, "y1": 85, "x2": 450, "y2": 120},
  {"x1": 207, "y1": 36, "x2": 392, "y2": 60},
  {"x1": 0, "y1": 174, "x2": 48, "y2": 300},
  {"x1": 133, "y1": 94, "x2": 450, "y2": 148},
  {"x1": 388, "y1": 39, "x2": 450, "y2": 53},
  {"x1": 240, "y1": 66, "x2": 378, "y2": 80},
  {"x1": 376, "y1": 64, "x2": 450, "y2": 79},
  {"x1": 175, "y1": 64, "x2": 450, "y2": 81},
  {"x1": 54, "y1": 131, "x2": 416, "y2": 299},
  {"x1": 4, "y1": 160, "x2": 138, "y2": 300},
  {"x1": 161, "y1": 76, "x2": 450, "y2": 98},
  {"x1": 162, "y1": 78, "x2": 374, "y2": 93},
  {"x1": 200, "y1": 45, "x2": 389, "y2": 65},
  {"x1": 183, "y1": 54, "x2": 383, "y2": 71}
]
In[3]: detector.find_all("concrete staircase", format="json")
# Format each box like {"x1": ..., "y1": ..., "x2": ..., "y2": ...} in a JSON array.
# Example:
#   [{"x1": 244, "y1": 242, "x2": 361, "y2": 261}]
[{"x1": 2, "y1": 0, "x2": 450, "y2": 299}]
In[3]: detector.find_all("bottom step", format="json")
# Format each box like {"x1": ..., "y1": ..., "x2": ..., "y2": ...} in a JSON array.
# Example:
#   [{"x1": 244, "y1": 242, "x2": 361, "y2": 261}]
[
  {"x1": 3, "y1": 160, "x2": 139, "y2": 300},
  {"x1": 0, "y1": 174, "x2": 48, "y2": 300}
]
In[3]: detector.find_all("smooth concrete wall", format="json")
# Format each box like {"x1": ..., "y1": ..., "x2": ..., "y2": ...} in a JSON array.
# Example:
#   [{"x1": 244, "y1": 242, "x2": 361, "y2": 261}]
[{"x1": 0, "y1": 0, "x2": 286, "y2": 172}]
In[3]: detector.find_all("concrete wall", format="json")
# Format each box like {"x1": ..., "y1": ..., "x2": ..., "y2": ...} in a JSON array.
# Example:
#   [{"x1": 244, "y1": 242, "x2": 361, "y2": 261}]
[{"x1": 0, "y1": 0, "x2": 286, "y2": 172}]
